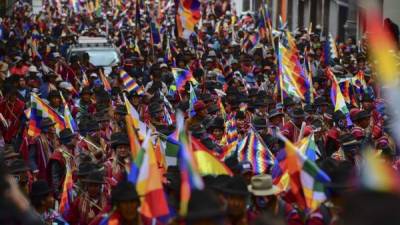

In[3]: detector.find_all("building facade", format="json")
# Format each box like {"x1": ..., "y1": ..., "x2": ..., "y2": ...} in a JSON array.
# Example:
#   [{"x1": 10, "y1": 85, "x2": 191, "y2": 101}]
[{"x1": 233, "y1": 0, "x2": 400, "y2": 42}]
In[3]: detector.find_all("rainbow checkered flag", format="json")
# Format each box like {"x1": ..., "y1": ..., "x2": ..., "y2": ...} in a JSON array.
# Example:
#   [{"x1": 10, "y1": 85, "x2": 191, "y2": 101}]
[{"x1": 277, "y1": 133, "x2": 331, "y2": 212}]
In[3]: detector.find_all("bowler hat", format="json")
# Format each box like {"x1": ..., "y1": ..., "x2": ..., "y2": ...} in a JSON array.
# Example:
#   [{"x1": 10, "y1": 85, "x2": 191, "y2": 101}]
[
  {"x1": 81, "y1": 170, "x2": 105, "y2": 184},
  {"x1": 77, "y1": 162, "x2": 97, "y2": 176},
  {"x1": 30, "y1": 180, "x2": 52, "y2": 197},
  {"x1": 283, "y1": 97, "x2": 295, "y2": 107},
  {"x1": 340, "y1": 134, "x2": 361, "y2": 151},
  {"x1": 111, "y1": 181, "x2": 140, "y2": 203},
  {"x1": 252, "y1": 117, "x2": 268, "y2": 129},
  {"x1": 320, "y1": 159, "x2": 354, "y2": 190},
  {"x1": 185, "y1": 190, "x2": 226, "y2": 221},
  {"x1": 220, "y1": 176, "x2": 250, "y2": 196},
  {"x1": 268, "y1": 109, "x2": 284, "y2": 119},
  {"x1": 352, "y1": 110, "x2": 371, "y2": 122},
  {"x1": 290, "y1": 107, "x2": 306, "y2": 119},
  {"x1": 208, "y1": 117, "x2": 225, "y2": 130},
  {"x1": 111, "y1": 133, "x2": 130, "y2": 148},
  {"x1": 86, "y1": 120, "x2": 100, "y2": 132},
  {"x1": 59, "y1": 129, "x2": 75, "y2": 142}
]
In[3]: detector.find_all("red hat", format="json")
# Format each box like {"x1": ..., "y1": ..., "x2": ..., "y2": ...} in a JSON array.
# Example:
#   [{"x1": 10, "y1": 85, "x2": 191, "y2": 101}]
[
  {"x1": 194, "y1": 100, "x2": 206, "y2": 113},
  {"x1": 351, "y1": 127, "x2": 365, "y2": 140},
  {"x1": 350, "y1": 108, "x2": 361, "y2": 121}
]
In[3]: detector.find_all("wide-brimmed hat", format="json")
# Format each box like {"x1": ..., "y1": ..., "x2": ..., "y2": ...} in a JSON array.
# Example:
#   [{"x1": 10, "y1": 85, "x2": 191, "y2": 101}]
[
  {"x1": 111, "y1": 133, "x2": 130, "y2": 148},
  {"x1": 40, "y1": 118, "x2": 55, "y2": 129},
  {"x1": 77, "y1": 162, "x2": 97, "y2": 176},
  {"x1": 2, "y1": 145, "x2": 20, "y2": 160},
  {"x1": 184, "y1": 190, "x2": 226, "y2": 221},
  {"x1": 252, "y1": 117, "x2": 268, "y2": 129},
  {"x1": 208, "y1": 117, "x2": 225, "y2": 130},
  {"x1": 59, "y1": 129, "x2": 76, "y2": 143},
  {"x1": 81, "y1": 171, "x2": 105, "y2": 184},
  {"x1": 283, "y1": 97, "x2": 295, "y2": 107},
  {"x1": 320, "y1": 159, "x2": 354, "y2": 191},
  {"x1": 340, "y1": 134, "x2": 361, "y2": 152},
  {"x1": 219, "y1": 176, "x2": 250, "y2": 196},
  {"x1": 8, "y1": 159, "x2": 30, "y2": 174},
  {"x1": 30, "y1": 180, "x2": 52, "y2": 197},
  {"x1": 86, "y1": 119, "x2": 100, "y2": 132},
  {"x1": 248, "y1": 174, "x2": 280, "y2": 196},
  {"x1": 268, "y1": 109, "x2": 284, "y2": 119},
  {"x1": 111, "y1": 181, "x2": 140, "y2": 203},
  {"x1": 352, "y1": 110, "x2": 371, "y2": 122},
  {"x1": 290, "y1": 107, "x2": 306, "y2": 119}
]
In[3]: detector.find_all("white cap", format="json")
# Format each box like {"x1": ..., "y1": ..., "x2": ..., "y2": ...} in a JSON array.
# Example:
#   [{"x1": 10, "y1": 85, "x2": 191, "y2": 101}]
[{"x1": 28, "y1": 65, "x2": 38, "y2": 73}]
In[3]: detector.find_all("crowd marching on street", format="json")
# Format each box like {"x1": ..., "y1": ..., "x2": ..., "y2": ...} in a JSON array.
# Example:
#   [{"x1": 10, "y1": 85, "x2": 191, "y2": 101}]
[{"x1": 0, "y1": 0, "x2": 400, "y2": 225}]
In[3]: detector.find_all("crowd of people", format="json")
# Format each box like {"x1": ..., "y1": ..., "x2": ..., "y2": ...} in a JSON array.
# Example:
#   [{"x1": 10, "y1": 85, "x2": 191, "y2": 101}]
[{"x1": 0, "y1": 0, "x2": 400, "y2": 225}]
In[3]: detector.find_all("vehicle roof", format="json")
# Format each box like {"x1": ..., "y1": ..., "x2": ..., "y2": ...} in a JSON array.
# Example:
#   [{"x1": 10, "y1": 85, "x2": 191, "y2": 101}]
[
  {"x1": 69, "y1": 47, "x2": 118, "y2": 52},
  {"x1": 77, "y1": 36, "x2": 109, "y2": 44}
]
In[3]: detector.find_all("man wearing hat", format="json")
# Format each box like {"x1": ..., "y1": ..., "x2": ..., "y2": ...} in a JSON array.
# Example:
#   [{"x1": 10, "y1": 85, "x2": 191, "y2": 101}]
[
  {"x1": 81, "y1": 119, "x2": 108, "y2": 161},
  {"x1": 8, "y1": 158, "x2": 32, "y2": 195},
  {"x1": 208, "y1": 117, "x2": 226, "y2": 147},
  {"x1": 95, "y1": 111, "x2": 112, "y2": 141},
  {"x1": 247, "y1": 174, "x2": 302, "y2": 224},
  {"x1": 30, "y1": 180, "x2": 66, "y2": 225},
  {"x1": 186, "y1": 100, "x2": 208, "y2": 129},
  {"x1": 282, "y1": 107, "x2": 312, "y2": 143},
  {"x1": 29, "y1": 118, "x2": 59, "y2": 181},
  {"x1": 90, "y1": 181, "x2": 141, "y2": 225},
  {"x1": 77, "y1": 87, "x2": 95, "y2": 119},
  {"x1": 65, "y1": 171, "x2": 108, "y2": 225},
  {"x1": 219, "y1": 176, "x2": 249, "y2": 225},
  {"x1": 104, "y1": 133, "x2": 132, "y2": 186},
  {"x1": 0, "y1": 85, "x2": 25, "y2": 144},
  {"x1": 325, "y1": 111, "x2": 349, "y2": 158},
  {"x1": 39, "y1": 72, "x2": 58, "y2": 100},
  {"x1": 48, "y1": 128, "x2": 78, "y2": 199},
  {"x1": 268, "y1": 109, "x2": 284, "y2": 131},
  {"x1": 332, "y1": 134, "x2": 362, "y2": 166},
  {"x1": 351, "y1": 109, "x2": 372, "y2": 141},
  {"x1": 16, "y1": 76, "x2": 30, "y2": 102},
  {"x1": 47, "y1": 90, "x2": 64, "y2": 115},
  {"x1": 182, "y1": 189, "x2": 227, "y2": 225},
  {"x1": 111, "y1": 105, "x2": 127, "y2": 133},
  {"x1": 144, "y1": 67, "x2": 168, "y2": 95}
]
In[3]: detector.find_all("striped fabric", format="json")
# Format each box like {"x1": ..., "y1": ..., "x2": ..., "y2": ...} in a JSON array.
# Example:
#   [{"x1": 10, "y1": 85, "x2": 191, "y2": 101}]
[{"x1": 28, "y1": 94, "x2": 66, "y2": 137}]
